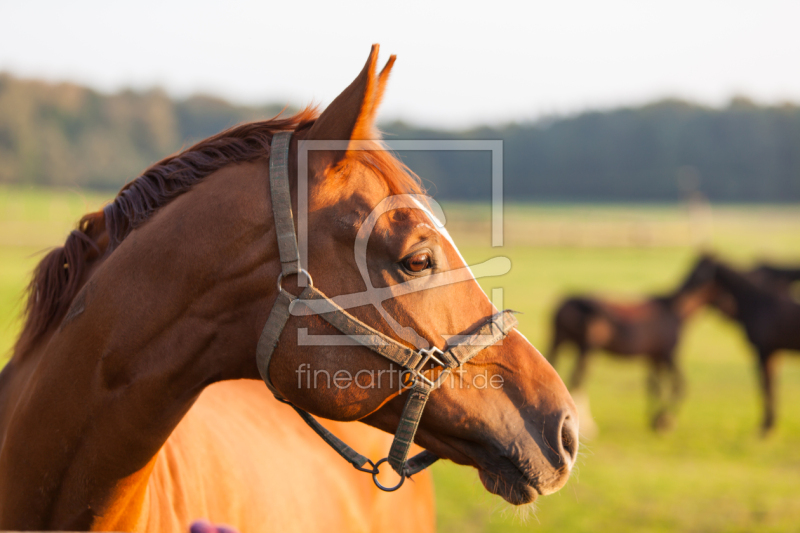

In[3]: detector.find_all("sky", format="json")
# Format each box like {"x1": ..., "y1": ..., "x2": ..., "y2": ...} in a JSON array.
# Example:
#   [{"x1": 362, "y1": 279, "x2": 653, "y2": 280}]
[{"x1": 1, "y1": 0, "x2": 799, "y2": 129}]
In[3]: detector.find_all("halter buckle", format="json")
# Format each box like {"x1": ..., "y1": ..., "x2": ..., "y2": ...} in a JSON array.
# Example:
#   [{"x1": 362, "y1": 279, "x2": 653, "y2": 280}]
[{"x1": 409, "y1": 346, "x2": 450, "y2": 389}]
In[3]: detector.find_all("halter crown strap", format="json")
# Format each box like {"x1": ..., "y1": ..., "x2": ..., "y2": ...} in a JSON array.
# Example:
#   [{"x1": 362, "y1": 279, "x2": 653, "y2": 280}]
[
  {"x1": 256, "y1": 131, "x2": 519, "y2": 487},
  {"x1": 257, "y1": 131, "x2": 304, "y2": 396},
  {"x1": 268, "y1": 131, "x2": 300, "y2": 276}
]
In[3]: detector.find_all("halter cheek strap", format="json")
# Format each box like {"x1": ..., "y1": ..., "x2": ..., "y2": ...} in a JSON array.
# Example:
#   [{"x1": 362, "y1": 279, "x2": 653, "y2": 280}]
[{"x1": 257, "y1": 131, "x2": 518, "y2": 490}]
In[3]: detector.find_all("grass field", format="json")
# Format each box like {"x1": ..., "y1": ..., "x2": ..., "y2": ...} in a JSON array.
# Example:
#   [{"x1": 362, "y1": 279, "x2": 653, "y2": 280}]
[{"x1": 1, "y1": 186, "x2": 800, "y2": 532}]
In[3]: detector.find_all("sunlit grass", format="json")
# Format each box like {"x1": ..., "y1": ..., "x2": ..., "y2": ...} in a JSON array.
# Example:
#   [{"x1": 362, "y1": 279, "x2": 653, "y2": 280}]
[
  {"x1": 433, "y1": 203, "x2": 800, "y2": 533},
  {"x1": 0, "y1": 188, "x2": 799, "y2": 531}
]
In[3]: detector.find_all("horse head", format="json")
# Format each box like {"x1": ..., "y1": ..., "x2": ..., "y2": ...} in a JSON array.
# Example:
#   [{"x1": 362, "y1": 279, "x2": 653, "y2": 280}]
[
  {"x1": 662, "y1": 253, "x2": 717, "y2": 319},
  {"x1": 266, "y1": 45, "x2": 578, "y2": 504},
  {"x1": 0, "y1": 47, "x2": 578, "y2": 531}
]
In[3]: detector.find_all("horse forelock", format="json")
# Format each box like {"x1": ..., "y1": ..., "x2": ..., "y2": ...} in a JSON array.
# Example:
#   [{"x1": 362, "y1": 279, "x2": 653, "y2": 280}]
[
  {"x1": 13, "y1": 107, "x2": 320, "y2": 359},
  {"x1": 346, "y1": 141, "x2": 427, "y2": 198}
]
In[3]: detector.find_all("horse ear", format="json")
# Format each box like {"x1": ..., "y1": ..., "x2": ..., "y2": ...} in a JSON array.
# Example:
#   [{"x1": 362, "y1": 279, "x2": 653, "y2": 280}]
[{"x1": 302, "y1": 44, "x2": 396, "y2": 171}]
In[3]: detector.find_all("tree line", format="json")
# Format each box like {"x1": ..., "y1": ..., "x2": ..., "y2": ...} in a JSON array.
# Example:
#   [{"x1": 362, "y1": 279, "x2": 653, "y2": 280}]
[{"x1": 1, "y1": 73, "x2": 798, "y2": 202}]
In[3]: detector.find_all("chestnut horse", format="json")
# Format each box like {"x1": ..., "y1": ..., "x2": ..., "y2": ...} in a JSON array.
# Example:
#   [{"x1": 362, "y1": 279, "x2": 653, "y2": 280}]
[
  {"x1": 547, "y1": 256, "x2": 716, "y2": 431},
  {"x1": 0, "y1": 46, "x2": 577, "y2": 531},
  {"x1": 708, "y1": 259, "x2": 800, "y2": 433}
]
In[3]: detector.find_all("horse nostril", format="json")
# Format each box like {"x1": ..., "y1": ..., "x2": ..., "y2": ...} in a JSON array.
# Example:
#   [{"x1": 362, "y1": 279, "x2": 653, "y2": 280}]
[{"x1": 560, "y1": 414, "x2": 579, "y2": 467}]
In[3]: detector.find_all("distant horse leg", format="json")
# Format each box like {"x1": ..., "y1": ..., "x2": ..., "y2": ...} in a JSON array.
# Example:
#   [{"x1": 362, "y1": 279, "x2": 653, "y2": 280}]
[
  {"x1": 569, "y1": 347, "x2": 590, "y2": 391},
  {"x1": 646, "y1": 359, "x2": 661, "y2": 428},
  {"x1": 757, "y1": 349, "x2": 777, "y2": 435},
  {"x1": 648, "y1": 358, "x2": 671, "y2": 432},
  {"x1": 665, "y1": 355, "x2": 685, "y2": 423},
  {"x1": 570, "y1": 346, "x2": 597, "y2": 438},
  {"x1": 546, "y1": 332, "x2": 564, "y2": 367}
]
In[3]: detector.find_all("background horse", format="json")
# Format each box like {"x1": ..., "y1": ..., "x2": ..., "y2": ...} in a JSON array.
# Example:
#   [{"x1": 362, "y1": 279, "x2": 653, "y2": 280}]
[
  {"x1": 548, "y1": 256, "x2": 716, "y2": 432},
  {"x1": 0, "y1": 46, "x2": 577, "y2": 531},
  {"x1": 708, "y1": 258, "x2": 800, "y2": 433},
  {"x1": 749, "y1": 262, "x2": 800, "y2": 299}
]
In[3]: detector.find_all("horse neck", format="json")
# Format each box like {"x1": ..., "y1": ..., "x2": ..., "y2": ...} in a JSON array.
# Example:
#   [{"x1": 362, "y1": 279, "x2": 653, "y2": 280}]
[
  {"x1": 0, "y1": 161, "x2": 276, "y2": 530},
  {"x1": 759, "y1": 266, "x2": 800, "y2": 293},
  {"x1": 764, "y1": 266, "x2": 800, "y2": 281},
  {"x1": 715, "y1": 264, "x2": 760, "y2": 304},
  {"x1": 665, "y1": 279, "x2": 712, "y2": 320}
]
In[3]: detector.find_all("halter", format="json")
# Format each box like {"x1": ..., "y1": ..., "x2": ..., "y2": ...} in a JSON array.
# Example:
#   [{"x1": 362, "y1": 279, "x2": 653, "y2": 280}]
[{"x1": 256, "y1": 132, "x2": 518, "y2": 491}]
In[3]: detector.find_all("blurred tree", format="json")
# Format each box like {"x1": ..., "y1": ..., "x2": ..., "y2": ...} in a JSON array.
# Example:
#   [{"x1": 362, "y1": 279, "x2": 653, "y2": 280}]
[{"x1": 0, "y1": 74, "x2": 798, "y2": 202}]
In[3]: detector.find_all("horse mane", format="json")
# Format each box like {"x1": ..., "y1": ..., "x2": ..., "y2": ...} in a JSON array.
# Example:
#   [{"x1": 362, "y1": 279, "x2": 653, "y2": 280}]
[
  {"x1": 13, "y1": 109, "x2": 426, "y2": 359},
  {"x1": 714, "y1": 261, "x2": 763, "y2": 299},
  {"x1": 14, "y1": 107, "x2": 321, "y2": 358}
]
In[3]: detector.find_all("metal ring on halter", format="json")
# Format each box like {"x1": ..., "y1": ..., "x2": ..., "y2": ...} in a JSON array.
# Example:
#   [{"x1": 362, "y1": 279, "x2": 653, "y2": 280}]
[
  {"x1": 276, "y1": 268, "x2": 314, "y2": 293},
  {"x1": 354, "y1": 459, "x2": 378, "y2": 475},
  {"x1": 371, "y1": 458, "x2": 406, "y2": 492}
]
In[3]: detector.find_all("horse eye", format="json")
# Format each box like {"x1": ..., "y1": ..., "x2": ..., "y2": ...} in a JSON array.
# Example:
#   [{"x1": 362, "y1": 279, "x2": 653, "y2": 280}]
[{"x1": 402, "y1": 253, "x2": 431, "y2": 273}]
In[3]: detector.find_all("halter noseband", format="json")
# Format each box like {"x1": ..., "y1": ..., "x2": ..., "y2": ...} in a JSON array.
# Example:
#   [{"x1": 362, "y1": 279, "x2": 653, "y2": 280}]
[{"x1": 256, "y1": 131, "x2": 518, "y2": 491}]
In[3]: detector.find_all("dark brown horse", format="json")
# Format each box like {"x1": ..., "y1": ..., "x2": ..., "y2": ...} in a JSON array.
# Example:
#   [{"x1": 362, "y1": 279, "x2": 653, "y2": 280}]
[
  {"x1": 547, "y1": 256, "x2": 716, "y2": 431},
  {"x1": 749, "y1": 263, "x2": 800, "y2": 299},
  {"x1": 708, "y1": 258, "x2": 800, "y2": 433},
  {"x1": 0, "y1": 46, "x2": 577, "y2": 531}
]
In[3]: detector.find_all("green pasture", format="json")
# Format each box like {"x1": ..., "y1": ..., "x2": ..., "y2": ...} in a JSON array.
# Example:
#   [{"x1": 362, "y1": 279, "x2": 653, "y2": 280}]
[{"x1": 1, "y1": 186, "x2": 799, "y2": 532}]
